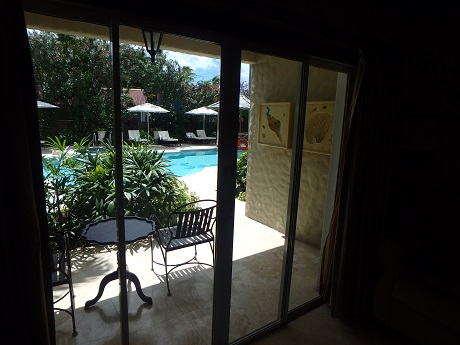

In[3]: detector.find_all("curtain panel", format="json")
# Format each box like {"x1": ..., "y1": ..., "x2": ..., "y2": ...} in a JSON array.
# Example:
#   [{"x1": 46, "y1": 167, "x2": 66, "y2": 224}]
[
  {"x1": 3, "y1": 2, "x2": 52, "y2": 344},
  {"x1": 320, "y1": 44, "x2": 394, "y2": 318}
]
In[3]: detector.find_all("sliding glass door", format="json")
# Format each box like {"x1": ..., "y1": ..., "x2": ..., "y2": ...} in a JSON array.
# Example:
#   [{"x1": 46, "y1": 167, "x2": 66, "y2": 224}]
[
  {"x1": 289, "y1": 62, "x2": 349, "y2": 312},
  {"x1": 27, "y1": 4, "x2": 354, "y2": 344},
  {"x1": 228, "y1": 51, "x2": 303, "y2": 341},
  {"x1": 227, "y1": 50, "x2": 352, "y2": 342}
]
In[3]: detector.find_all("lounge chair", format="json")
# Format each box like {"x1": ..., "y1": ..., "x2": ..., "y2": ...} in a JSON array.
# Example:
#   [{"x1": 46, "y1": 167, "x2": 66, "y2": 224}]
[
  {"x1": 196, "y1": 129, "x2": 216, "y2": 143},
  {"x1": 128, "y1": 129, "x2": 148, "y2": 143},
  {"x1": 185, "y1": 132, "x2": 209, "y2": 144},
  {"x1": 158, "y1": 130, "x2": 180, "y2": 146},
  {"x1": 153, "y1": 131, "x2": 160, "y2": 144}
]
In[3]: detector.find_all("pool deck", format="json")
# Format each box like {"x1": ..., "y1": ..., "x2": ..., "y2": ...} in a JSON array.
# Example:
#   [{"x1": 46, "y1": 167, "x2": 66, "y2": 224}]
[
  {"x1": 151, "y1": 142, "x2": 217, "y2": 153},
  {"x1": 49, "y1": 141, "x2": 323, "y2": 344},
  {"x1": 41, "y1": 141, "x2": 217, "y2": 157}
]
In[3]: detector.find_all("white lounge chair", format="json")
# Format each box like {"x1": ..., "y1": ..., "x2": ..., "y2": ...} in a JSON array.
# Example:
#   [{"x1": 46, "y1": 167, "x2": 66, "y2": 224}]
[
  {"x1": 128, "y1": 129, "x2": 148, "y2": 143},
  {"x1": 158, "y1": 130, "x2": 180, "y2": 146},
  {"x1": 186, "y1": 132, "x2": 208, "y2": 144},
  {"x1": 196, "y1": 129, "x2": 216, "y2": 143},
  {"x1": 153, "y1": 131, "x2": 160, "y2": 143}
]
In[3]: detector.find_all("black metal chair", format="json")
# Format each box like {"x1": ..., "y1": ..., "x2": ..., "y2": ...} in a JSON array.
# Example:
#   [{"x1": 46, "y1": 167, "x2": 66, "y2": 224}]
[
  {"x1": 50, "y1": 231, "x2": 78, "y2": 336},
  {"x1": 150, "y1": 199, "x2": 217, "y2": 296}
]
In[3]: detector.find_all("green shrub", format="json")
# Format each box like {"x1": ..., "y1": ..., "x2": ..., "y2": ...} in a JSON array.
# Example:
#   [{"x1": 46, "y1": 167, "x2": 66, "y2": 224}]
[
  {"x1": 235, "y1": 151, "x2": 248, "y2": 200},
  {"x1": 42, "y1": 137, "x2": 197, "y2": 246},
  {"x1": 139, "y1": 129, "x2": 149, "y2": 140}
]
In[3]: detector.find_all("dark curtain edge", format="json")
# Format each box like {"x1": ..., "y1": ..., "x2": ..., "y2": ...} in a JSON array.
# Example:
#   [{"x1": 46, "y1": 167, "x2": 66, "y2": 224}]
[
  {"x1": 3, "y1": 2, "x2": 52, "y2": 344},
  {"x1": 319, "y1": 49, "x2": 366, "y2": 305}
]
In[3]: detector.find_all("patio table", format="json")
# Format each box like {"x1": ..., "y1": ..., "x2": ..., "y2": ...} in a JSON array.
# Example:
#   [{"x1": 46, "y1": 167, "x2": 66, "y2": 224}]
[{"x1": 81, "y1": 216, "x2": 155, "y2": 308}]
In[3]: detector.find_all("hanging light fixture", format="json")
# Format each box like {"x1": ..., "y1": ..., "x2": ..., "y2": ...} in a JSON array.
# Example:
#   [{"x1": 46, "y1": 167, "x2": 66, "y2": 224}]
[{"x1": 142, "y1": 29, "x2": 163, "y2": 62}]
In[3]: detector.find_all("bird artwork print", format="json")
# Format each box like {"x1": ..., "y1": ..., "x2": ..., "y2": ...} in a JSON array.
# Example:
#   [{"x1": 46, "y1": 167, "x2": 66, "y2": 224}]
[{"x1": 266, "y1": 106, "x2": 282, "y2": 141}]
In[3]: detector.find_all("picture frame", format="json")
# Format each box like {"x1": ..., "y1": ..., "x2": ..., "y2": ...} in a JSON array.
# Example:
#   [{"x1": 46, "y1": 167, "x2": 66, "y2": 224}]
[
  {"x1": 303, "y1": 101, "x2": 335, "y2": 155},
  {"x1": 258, "y1": 102, "x2": 294, "y2": 149}
]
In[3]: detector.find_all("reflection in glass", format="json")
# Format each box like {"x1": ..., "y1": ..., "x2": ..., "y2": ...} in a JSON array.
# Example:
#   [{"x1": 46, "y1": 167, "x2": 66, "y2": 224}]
[
  {"x1": 289, "y1": 65, "x2": 348, "y2": 310},
  {"x1": 230, "y1": 51, "x2": 303, "y2": 341}
]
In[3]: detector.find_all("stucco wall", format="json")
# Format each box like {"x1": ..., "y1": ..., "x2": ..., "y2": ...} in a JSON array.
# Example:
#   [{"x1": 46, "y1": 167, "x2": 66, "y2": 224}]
[{"x1": 245, "y1": 56, "x2": 337, "y2": 249}]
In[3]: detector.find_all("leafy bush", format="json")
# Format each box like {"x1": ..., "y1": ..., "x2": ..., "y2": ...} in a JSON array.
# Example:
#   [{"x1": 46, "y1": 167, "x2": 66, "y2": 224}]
[
  {"x1": 139, "y1": 129, "x2": 149, "y2": 141},
  {"x1": 235, "y1": 151, "x2": 248, "y2": 201},
  {"x1": 43, "y1": 137, "x2": 197, "y2": 246}
]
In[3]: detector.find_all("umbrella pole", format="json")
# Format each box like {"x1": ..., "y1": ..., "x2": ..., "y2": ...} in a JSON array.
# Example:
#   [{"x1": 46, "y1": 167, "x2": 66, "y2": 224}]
[
  {"x1": 147, "y1": 112, "x2": 150, "y2": 142},
  {"x1": 203, "y1": 114, "x2": 205, "y2": 131}
]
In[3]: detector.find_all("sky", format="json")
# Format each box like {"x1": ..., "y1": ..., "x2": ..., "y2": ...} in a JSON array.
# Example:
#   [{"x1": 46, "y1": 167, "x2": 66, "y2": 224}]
[{"x1": 163, "y1": 50, "x2": 250, "y2": 84}]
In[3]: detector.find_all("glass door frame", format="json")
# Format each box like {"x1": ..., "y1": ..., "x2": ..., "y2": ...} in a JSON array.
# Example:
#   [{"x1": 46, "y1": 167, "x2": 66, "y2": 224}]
[
  {"x1": 285, "y1": 56, "x2": 356, "y2": 323},
  {"x1": 222, "y1": 49, "x2": 357, "y2": 343},
  {"x1": 25, "y1": 3, "x2": 358, "y2": 343}
]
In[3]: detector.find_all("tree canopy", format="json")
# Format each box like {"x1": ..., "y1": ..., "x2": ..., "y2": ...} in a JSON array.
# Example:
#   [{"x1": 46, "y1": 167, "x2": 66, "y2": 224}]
[{"x1": 28, "y1": 30, "x2": 222, "y2": 141}]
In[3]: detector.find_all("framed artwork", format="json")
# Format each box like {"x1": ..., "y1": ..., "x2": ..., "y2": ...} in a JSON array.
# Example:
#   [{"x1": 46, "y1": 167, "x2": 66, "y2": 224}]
[
  {"x1": 258, "y1": 102, "x2": 294, "y2": 149},
  {"x1": 303, "y1": 101, "x2": 335, "y2": 154}
]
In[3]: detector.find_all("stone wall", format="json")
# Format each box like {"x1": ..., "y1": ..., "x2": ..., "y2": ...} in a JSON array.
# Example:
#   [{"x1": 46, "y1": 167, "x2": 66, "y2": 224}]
[{"x1": 245, "y1": 55, "x2": 338, "y2": 249}]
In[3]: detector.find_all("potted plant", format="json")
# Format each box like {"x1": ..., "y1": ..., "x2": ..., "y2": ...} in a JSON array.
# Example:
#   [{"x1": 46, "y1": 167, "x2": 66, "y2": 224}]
[
  {"x1": 96, "y1": 128, "x2": 106, "y2": 142},
  {"x1": 95, "y1": 112, "x2": 112, "y2": 143}
]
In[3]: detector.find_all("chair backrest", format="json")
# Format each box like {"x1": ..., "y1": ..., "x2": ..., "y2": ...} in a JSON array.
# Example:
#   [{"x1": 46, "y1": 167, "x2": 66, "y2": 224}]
[
  {"x1": 167, "y1": 199, "x2": 216, "y2": 239},
  {"x1": 196, "y1": 129, "x2": 207, "y2": 138},
  {"x1": 186, "y1": 132, "x2": 197, "y2": 138},
  {"x1": 128, "y1": 129, "x2": 141, "y2": 141},
  {"x1": 160, "y1": 130, "x2": 174, "y2": 140}
]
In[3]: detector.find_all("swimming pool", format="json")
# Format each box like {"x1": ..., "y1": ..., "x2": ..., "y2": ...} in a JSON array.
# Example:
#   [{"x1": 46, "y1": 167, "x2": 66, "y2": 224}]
[
  {"x1": 163, "y1": 149, "x2": 245, "y2": 177},
  {"x1": 43, "y1": 149, "x2": 245, "y2": 178}
]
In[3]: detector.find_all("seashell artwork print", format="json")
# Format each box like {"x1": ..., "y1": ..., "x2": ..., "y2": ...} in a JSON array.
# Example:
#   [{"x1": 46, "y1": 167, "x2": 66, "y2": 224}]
[{"x1": 303, "y1": 101, "x2": 335, "y2": 154}]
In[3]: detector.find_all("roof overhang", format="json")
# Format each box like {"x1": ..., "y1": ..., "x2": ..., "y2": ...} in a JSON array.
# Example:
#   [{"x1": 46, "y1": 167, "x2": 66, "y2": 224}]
[{"x1": 24, "y1": 12, "x2": 258, "y2": 63}]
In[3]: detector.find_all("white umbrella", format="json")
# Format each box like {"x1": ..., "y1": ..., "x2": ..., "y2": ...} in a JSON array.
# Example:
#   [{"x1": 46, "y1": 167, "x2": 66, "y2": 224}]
[
  {"x1": 185, "y1": 106, "x2": 218, "y2": 131},
  {"x1": 126, "y1": 103, "x2": 170, "y2": 141},
  {"x1": 207, "y1": 94, "x2": 250, "y2": 144},
  {"x1": 207, "y1": 93, "x2": 250, "y2": 110},
  {"x1": 37, "y1": 100, "x2": 59, "y2": 108}
]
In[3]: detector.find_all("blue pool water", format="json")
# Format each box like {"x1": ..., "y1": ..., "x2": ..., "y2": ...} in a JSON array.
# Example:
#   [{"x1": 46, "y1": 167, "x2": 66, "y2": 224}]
[
  {"x1": 163, "y1": 149, "x2": 245, "y2": 177},
  {"x1": 43, "y1": 149, "x2": 245, "y2": 178}
]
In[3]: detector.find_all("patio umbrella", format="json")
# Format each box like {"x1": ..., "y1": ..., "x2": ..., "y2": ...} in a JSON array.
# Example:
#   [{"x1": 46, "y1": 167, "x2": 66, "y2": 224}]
[
  {"x1": 37, "y1": 100, "x2": 59, "y2": 108},
  {"x1": 37, "y1": 101, "x2": 59, "y2": 146},
  {"x1": 207, "y1": 94, "x2": 250, "y2": 143},
  {"x1": 206, "y1": 93, "x2": 250, "y2": 110},
  {"x1": 185, "y1": 106, "x2": 218, "y2": 131},
  {"x1": 126, "y1": 103, "x2": 170, "y2": 141}
]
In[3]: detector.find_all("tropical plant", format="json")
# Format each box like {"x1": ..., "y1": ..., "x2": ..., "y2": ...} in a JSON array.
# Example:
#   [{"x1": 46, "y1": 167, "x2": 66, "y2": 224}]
[
  {"x1": 140, "y1": 53, "x2": 220, "y2": 137},
  {"x1": 42, "y1": 138, "x2": 197, "y2": 246},
  {"x1": 29, "y1": 31, "x2": 113, "y2": 141},
  {"x1": 42, "y1": 137, "x2": 82, "y2": 243},
  {"x1": 235, "y1": 151, "x2": 248, "y2": 201}
]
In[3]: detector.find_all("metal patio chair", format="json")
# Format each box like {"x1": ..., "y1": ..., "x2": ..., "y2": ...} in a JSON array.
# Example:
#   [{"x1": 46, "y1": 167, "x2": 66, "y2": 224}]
[
  {"x1": 50, "y1": 231, "x2": 78, "y2": 336},
  {"x1": 150, "y1": 199, "x2": 217, "y2": 296}
]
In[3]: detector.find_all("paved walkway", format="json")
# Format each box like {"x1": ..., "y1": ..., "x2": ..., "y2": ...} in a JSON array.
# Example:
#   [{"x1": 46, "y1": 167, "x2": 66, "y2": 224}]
[
  {"x1": 51, "y1": 143, "x2": 323, "y2": 344},
  {"x1": 178, "y1": 165, "x2": 218, "y2": 200}
]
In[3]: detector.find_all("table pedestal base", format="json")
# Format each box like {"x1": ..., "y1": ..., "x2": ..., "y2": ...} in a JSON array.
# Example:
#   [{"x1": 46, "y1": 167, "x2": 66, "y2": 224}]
[{"x1": 84, "y1": 270, "x2": 152, "y2": 308}]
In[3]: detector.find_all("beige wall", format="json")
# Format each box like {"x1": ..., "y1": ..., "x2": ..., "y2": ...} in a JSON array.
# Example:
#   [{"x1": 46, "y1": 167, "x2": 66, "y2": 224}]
[{"x1": 245, "y1": 56, "x2": 338, "y2": 249}]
